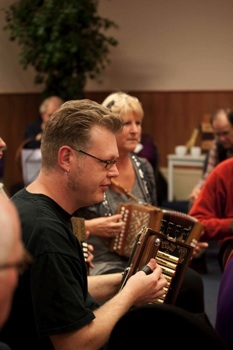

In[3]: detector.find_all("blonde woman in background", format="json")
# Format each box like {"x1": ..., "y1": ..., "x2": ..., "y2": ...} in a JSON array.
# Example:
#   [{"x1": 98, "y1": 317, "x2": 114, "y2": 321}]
[{"x1": 76, "y1": 92, "x2": 156, "y2": 275}]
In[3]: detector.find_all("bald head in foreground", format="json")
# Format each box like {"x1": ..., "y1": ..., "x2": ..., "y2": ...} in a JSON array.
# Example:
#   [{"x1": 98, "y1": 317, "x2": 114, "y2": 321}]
[{"x1": 0, "y1": 195, "x2": 24, "y2": 328}]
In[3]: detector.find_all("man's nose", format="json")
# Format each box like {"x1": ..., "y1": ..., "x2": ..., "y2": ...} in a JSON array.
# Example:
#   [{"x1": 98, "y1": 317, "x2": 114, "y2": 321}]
[{"x1": 107, "y1": 163, "x2": 119, "y2": 177}]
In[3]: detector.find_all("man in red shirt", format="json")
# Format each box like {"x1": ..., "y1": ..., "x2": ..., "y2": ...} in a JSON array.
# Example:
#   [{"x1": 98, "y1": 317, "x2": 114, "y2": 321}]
[{"x1": 189, "y1": 157, "x2": 233, "y2": 262}]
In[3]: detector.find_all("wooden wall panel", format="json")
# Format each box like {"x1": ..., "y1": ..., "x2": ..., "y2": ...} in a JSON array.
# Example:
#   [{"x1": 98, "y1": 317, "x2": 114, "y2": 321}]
[
  {"x1": 1, "y1": 91, "x2": 233, "y2": 194},
  {"x1": 0, "y1": 94, "x2": 42, "y2": 194}
]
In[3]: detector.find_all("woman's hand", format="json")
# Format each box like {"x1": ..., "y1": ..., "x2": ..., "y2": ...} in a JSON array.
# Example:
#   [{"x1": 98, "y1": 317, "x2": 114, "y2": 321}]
[
  {"x1": 85, "y1": 214, "x2": 125, "y2": 238},
  {"x1": 188, "y1": 186, "x2": 201, "y2": 202}
]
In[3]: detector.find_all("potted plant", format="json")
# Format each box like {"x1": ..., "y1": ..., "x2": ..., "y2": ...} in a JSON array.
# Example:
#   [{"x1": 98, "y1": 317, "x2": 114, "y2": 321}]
[{"x1": 3, "y1": 0, "x2": 118, "y2": 100}]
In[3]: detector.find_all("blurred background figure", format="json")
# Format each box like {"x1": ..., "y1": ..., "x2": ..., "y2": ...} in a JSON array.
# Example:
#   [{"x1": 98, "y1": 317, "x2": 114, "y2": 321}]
[
  {"x1": 134, "y1": 132, "x2": 168, "y2": 206},
  {"x1": 0, "y1": 138, "x2": 7, "y2": 182},
  {"x1": 12, "y1": 96, "x2": 64, "y2": 195},
  {"x1": 188, "y1": 108, "x2": 233, "y2": 205},
  {"x1": 23, "y1": 95, "x2": 64, "y2": 149},
  {"x1": 134, "y1": 132, "x2": 159, "y2": 169},
  {"x1": 189, "y1": 157, "x2": 233, "y2": 273},
  {"x1": 215, "y1": 252, "x2": 233, "y2": 349},
  {"x1": 188, "y1": 108, "x2": 233, "y2": 271}
]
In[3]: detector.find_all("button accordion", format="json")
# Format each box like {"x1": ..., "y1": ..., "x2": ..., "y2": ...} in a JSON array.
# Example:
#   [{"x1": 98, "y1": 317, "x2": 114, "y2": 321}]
[
  {"x1": 109, "y1": 203, "x2": 163, "y2": 258},
  {"x1": 110, "y1": 203, "x2": 204, "y2": 258},
  {"x1": 120, "y1": 225, "x2": 195, "y2": 304},
  {"x1": 111, "y1": 203, "x2": 204, "y2": 304}
]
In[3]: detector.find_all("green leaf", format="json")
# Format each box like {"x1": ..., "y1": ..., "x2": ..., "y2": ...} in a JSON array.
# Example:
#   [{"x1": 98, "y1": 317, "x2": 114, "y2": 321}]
[{"x1": 2, "y1": 0, "x2": 119, "y2": 100}]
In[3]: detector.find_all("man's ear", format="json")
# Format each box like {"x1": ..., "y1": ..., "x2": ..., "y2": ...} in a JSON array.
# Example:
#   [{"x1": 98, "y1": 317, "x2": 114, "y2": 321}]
[{"x1": 58, "y1": 146, "x2": 71, "y2": 172}]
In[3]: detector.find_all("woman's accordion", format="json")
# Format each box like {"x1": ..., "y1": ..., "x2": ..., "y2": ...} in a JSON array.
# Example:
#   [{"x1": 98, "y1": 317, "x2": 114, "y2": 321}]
[
  {"x1": 109, "y1": 203, "x2": 204, "y2": 258},
  {"x1": 109, "y1": 203, "x2": 162, "y2": 258}
]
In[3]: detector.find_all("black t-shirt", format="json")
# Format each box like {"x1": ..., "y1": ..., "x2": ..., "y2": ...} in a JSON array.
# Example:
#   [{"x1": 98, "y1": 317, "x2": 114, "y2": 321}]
[{"x1": 0, "y1": 189, "x2": 99, "y2": 350}]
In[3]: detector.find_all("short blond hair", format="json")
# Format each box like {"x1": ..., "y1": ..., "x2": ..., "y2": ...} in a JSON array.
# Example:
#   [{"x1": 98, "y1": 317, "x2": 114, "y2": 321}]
[{"x1": 102, "y1": 91, "x2": 144, "y2": 119}]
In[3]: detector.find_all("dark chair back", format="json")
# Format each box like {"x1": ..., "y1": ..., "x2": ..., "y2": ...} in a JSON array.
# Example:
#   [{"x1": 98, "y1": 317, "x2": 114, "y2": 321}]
[{"x1": 107, "y1": 304, "x2": 229, "y2": 349}]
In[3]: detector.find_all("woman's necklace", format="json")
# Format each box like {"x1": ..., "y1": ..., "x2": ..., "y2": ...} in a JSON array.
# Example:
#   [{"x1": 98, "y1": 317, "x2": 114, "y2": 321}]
[{"x1": 111, "y1": 179, "x2": 140, "y2": 202}]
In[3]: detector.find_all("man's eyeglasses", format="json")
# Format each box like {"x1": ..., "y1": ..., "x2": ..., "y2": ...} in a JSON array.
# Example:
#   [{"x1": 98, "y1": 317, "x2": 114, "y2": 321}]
[
  {"x1": 0, "y1": 249, "x2": 33, "y2": 275},
  {"x1": 72, "y1": 147, "x2": 117, "y2": 171},
  {"x1": 214, "y1": 130, "x2": 232, "y2": 138}
]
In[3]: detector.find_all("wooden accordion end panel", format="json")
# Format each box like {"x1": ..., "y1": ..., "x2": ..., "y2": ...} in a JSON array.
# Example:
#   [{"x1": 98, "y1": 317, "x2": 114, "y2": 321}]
[
  {"x1": 71, "y1": 217, "x2": 89, "y2": 274},
  {"x1": 109, "y1": 203, "x2": 163, "y2": 258},
  {"x1": 120, "y1": 226, "x2": 194, "y2": 304}
]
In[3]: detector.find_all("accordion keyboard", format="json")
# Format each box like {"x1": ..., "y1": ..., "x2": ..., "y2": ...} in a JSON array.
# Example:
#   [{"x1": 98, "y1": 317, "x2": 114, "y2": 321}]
[
  {"x1": 120, "y1": 227, "x2": 193, "y2": 304},
  {"x1": 155, "y1": 250, "x2": 179, "y2": 303}
]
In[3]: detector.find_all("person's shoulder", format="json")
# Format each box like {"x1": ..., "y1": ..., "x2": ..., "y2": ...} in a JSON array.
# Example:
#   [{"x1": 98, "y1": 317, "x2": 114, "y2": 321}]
[
  {"x1": 206, "y1": 158, "x2": 233, "y2": 186},
  {"x1": 11, "y1": 188, "x2": 25, "y2": 200},
  {"x1": 215, "y1": 157, "x2": 233, "y2": 172},
  {"x1": 24, "y1": 118, "x2": 41, "y2": 135},
  {"x1": 26, "y1": 118, "x2": 41, "y2": 128}
]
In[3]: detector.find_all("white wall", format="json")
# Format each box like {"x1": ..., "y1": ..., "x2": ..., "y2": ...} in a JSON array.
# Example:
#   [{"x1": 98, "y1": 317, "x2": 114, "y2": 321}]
[{"x1": 1, "y1": 0, "x2": 233, "y2": 93}]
